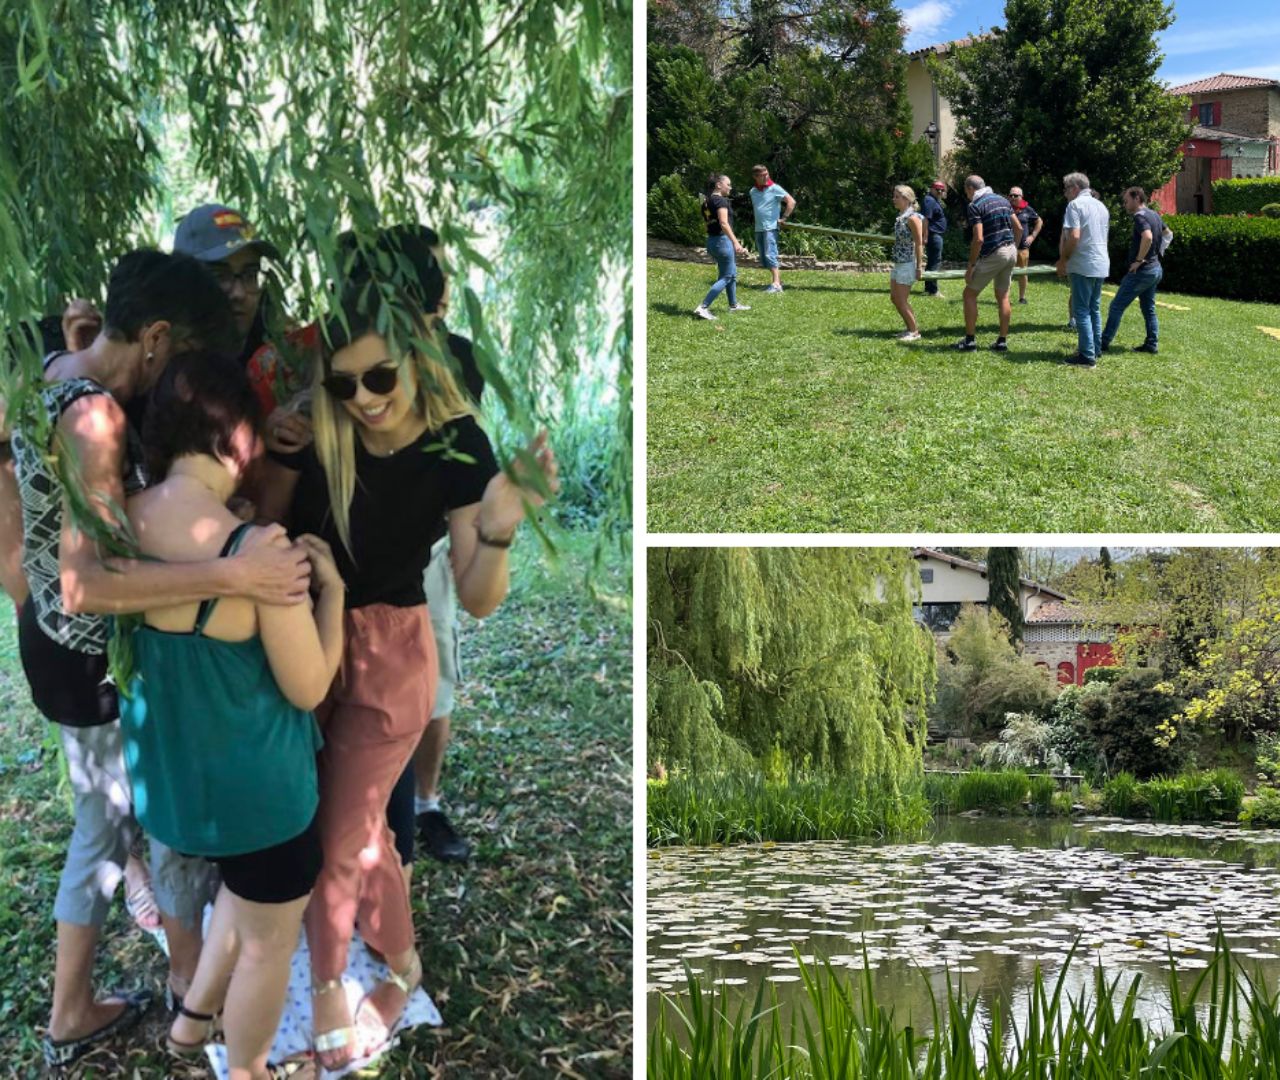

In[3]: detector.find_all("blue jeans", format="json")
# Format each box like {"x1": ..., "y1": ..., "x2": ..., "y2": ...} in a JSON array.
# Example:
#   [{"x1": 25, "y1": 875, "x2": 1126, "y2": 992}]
[
  {"x1": 703, "y1": 235, "x2": 737, "y2": 309},
  {"x1": 924, "y1": 232, "x2": 944, "y2": 295},
  {"x1": 1101, "y1": 264, "x2": 1162, "y2": 350},
  {"x1": 1069, "y1": 274, "x2": 1105, "y2": 360}
]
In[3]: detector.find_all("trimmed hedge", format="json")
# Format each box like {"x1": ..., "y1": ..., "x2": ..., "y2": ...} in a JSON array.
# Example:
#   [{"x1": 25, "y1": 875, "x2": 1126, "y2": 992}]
[
  {"x1": 1108, "y1": 214, "x2": 1280, "y2": 302},
  {"x1": 1212, "y1": 177, "x2": 1280, "y2": 216},
  {"x1": 647, "y1": 173, "x2": 705, "y2": 247}
]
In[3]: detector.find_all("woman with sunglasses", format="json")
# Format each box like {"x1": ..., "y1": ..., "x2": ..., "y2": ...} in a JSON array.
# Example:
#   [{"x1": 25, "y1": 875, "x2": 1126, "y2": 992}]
[{"x1": 260, "y1": 226, "x2": 557, "y2": 1069}]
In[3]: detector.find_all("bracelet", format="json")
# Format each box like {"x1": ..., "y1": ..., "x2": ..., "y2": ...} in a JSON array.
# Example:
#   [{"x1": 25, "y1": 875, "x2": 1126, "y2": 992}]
[{"x1": 475, "y1": 522, "x2": 515, "y2": 549}]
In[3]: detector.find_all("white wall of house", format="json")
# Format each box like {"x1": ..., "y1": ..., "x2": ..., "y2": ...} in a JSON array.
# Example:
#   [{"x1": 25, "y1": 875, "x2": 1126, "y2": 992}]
[
  {"x1": 916, "y1": 554, "x2": 1059, "y2": 618},
  {"x1": 906, "y1": 55, "x2": 957, "y2": 163}
]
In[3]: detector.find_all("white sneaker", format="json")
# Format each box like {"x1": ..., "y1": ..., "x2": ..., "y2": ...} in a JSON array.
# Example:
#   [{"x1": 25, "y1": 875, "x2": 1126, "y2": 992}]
[
  {"x1": 897, "y1": 331, "x2": 921, "y2": 341},
  {"x1": 763, "y1": 284, "x2": 783, "y2": 294},
  {"x1": 728, "y1": 303, "x2": 752, "y2": 312},
  {"x1": 693, "y1": 306, "x2": 717, "y2": 321}
]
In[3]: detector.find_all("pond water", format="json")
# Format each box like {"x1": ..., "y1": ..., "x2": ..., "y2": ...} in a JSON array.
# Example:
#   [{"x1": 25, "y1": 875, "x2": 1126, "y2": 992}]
[{"x1": 648, "y1": 816, "x2": 1280, "y2": 1041}]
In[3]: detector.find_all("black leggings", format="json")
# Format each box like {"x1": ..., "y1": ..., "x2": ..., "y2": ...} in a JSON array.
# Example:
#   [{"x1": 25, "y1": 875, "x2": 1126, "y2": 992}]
[{"x1": 386, "y1": 761, "x2": 416, "y2": 867}]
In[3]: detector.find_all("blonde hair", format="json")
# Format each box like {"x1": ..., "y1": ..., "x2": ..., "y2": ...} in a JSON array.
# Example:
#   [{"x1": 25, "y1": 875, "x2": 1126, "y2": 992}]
[
  {"x1": 312, "y1": 318, "x2": 477, "y2": 558},
  {"x1": 893, "y1": 184, "x2": 919, "y2": 211}
]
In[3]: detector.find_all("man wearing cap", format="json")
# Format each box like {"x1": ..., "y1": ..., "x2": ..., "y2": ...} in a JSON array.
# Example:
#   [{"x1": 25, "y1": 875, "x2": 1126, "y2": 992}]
[
  {"x1": 921, "y1": 181, "x2": 949, "y2": 297},
  {"x1": 172, "y1": 203, "x2": 309, "y2": 416},
  {"x1": 749, "y1": 166, "x2": 796, "y2": 294}
]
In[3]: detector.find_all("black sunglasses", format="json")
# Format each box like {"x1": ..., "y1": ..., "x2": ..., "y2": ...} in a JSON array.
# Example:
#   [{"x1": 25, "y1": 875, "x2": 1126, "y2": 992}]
[{"x1": 321, "y1": 364, "x2": 400, "y2": 401}]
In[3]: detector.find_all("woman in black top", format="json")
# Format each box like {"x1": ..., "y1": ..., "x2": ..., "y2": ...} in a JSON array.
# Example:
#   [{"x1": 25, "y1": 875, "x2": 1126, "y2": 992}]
[
  {"x1": 694, "y1": 173, "x2": 750, "y2": 321},
  {"x1": 262, "y1": 226, "x2": 557, "y2": 1069}
]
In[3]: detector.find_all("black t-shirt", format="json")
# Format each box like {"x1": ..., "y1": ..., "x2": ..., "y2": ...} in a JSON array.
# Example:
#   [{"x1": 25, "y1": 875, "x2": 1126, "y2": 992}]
[
  {"x1": 1128, "y1": 207, "x2": 1163, "y2": 271},
  {"x1": 703, "y1": 195, "x2": 732, "y2": 237},
  {"x1": 288, "y1": 415, "x2": 499, "y2": 608}
]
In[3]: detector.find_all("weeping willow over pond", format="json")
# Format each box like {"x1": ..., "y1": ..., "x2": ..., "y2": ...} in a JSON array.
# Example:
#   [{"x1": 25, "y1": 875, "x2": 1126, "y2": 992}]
[{"x1": 647, "y1": 548, "x2": 935, "y2": 831}]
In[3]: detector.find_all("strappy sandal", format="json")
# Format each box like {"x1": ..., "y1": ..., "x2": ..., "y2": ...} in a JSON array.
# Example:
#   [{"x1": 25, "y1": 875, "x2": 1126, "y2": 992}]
[
  {"x1": 42, "y1": 989, "x2": 151, "y2": 1069},
  {"x1": 311, "y1": 978, "x2": 354, "y2": 1068},
  {"x1": 166, "y1": 1001, "x2": 218, "y2": 1059},
  {"x1": 353, "y1": 953, "x2": 422, "y2": 1053},
  {"x1": 124, "y1": 877, "x2": 162, "y2": 932},
  {"x1": 266, "y1": 1057, "x2": 316, "y2": 1078}
]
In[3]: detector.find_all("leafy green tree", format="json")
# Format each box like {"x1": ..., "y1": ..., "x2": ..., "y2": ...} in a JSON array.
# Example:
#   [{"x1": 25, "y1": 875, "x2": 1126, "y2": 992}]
[
  {"x1": 647, "y1": 548, "x2": 935, "y2": 796},
  {"x1": 932, "y1": 605, "x2": 1054, "y2": 736},
  {"x1": 3, "y1": 0, "x2": 631, "y2": 537},
  {"x1": 1080, "y1": 668, "x2": 1186, "y2": 778},
  {"x1": 987, "y1": 547, "x2": 1024, "y2": 645},
  {"x1": 646, "y1": 0, "x2": 937, "y2": 234},
  {"x1": 932, "y1": 0, "x2": 1189, "y2": 234}
]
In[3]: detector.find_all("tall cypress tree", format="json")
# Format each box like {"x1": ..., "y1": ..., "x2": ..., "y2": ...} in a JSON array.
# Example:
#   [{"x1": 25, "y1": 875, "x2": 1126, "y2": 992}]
[{"x1": 987, "y1": 547, "x2": 1024, "y2": 646}]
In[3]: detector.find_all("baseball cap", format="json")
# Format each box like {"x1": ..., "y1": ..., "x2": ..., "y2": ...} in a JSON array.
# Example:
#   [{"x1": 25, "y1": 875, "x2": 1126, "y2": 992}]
[
  {"x1": 173, "y1": 204, "x2": 281, "y2": 263},
  {"x1": 931, "y1": 180, "x2": 946, "y2": 190}
]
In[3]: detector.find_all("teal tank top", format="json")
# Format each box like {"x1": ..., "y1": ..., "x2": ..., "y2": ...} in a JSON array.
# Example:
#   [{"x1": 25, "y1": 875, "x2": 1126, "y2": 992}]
[{"x1": 120, "y1": 523, "x2": 324, "y2": 857}]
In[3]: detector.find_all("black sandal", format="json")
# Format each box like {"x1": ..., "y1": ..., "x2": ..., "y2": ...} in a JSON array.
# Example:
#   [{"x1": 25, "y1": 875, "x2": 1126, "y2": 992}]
[
  {"x1": 41, "y1": 989, "x2": 151, "y2": 1069},
  {"x1": 166, "y1": 1001, "x2": 218, "y2": 1059}
]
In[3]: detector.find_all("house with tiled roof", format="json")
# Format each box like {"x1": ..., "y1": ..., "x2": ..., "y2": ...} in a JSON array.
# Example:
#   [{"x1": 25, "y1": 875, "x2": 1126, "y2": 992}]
[
  {"x1": 1152, "y1": 74, "x2": 1280, "y2": 214},
  {"x1": 905, "y1": 37, "x2": 992, "y2": 163},
  {"x1": 912, "y1": 549, "x2": 1121, "y2": 686}
]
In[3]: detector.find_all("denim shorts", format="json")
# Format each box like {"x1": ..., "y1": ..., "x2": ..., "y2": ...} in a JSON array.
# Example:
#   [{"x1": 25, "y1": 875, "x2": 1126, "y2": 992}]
[
  {"x1": 755, "y1": 229, "x2": 779, "y2": 269},
  {"x1": 891, "y1": 261, "x2": 917, "y2": 286}
]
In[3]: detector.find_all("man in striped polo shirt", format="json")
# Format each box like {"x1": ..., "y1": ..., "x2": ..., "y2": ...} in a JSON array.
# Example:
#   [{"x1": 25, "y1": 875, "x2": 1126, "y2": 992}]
[{"x1": 955, "y1": 174, "x2": 1022, "y2": 353}]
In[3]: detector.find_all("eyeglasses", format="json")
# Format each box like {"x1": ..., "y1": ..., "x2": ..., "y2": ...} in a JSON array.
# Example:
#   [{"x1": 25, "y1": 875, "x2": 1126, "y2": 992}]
[
  {"x1": 321, "y1": 363, "x2": 400, "y2": 400},
  {"x1": 212, "y1": 265, "x2": 262, "y2": 292}
]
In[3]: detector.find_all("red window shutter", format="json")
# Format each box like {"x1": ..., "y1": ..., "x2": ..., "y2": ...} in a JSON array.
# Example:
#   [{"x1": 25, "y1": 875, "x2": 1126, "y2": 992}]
[{"x1": 1213, "y1": 101, "x2": 1221, "y2": 126}]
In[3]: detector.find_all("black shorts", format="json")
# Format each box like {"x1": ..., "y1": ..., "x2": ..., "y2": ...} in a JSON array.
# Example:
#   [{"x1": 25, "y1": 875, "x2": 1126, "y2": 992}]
[
  {"x1": 18, "y1": 601, "x2": 117, "y2": 727},
  {"x1": 213, "y1": 813, "x2": 323, "y2": 904}
]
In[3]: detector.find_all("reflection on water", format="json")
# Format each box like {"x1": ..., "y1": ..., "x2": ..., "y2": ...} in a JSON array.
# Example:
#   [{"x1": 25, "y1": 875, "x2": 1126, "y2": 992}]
[{"x1": 647, "y1": 817, "x2": 1280, "y2": 1039}]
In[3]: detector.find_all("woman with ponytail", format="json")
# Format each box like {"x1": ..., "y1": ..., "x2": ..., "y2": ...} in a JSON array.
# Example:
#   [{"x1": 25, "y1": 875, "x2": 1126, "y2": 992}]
[
  {"x1": 694, "y1": 173, "x2": 750, "y2": 321},
  {"x1": 889, "y1": 184, "x2": 925, "y2": 341}
]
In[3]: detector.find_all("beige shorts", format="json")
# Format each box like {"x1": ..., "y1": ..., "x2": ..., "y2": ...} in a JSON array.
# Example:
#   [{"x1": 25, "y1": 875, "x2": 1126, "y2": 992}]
[{"x1": 969, "y1": 245, "x2": 1017, "y2": 295}]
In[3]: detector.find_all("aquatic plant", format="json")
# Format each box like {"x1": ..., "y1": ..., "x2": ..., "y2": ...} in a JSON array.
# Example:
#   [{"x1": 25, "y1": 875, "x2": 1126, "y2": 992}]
[
  {"x1": 647, "y1": 773, "x2": 930, "y2": 846},
  {"x1": 924, "y1": 769, "x2": 1029, "y2": 814},
  {"x1": 1028, "y1": 775, "x2": 1056, "y2": 815},
  {"x1": 649, "y1": 933, "x2": 1280, "y2": 1078},
  {"x1": 1103, "y1": 771, "x2": 1143, "y2": 816}
]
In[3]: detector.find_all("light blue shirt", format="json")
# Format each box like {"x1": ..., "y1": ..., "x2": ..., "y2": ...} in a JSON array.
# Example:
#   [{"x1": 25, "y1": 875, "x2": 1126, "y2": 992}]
[
  {"x1": 1063, "y1": 192, "x2": 1111, "y2": 278},
  {"x1": 750, "y1": 184, "x2": 791, "y2": 232}
]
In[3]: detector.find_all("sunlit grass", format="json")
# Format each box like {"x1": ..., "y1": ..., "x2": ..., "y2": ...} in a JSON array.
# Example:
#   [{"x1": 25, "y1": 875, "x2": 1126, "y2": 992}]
[{"x1": 646, "y1": 258, "x2": 1280, "y2": 532}]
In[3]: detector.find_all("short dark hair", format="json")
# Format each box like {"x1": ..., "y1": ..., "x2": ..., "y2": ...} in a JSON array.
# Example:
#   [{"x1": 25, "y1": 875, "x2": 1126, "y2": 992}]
[
  {"x1": 142, "y1": 349, "x2": 261, "y2": 480},
  {"x1": 324, "y1": 225, "x2": 445, "y2": 355},
  {"x1": 752, "y1": 164, "x2": 768, "y2": 174},
  {"x1": 103, "y1": 250, "x2": 238, "y2": 354},
  {"x1": 1124, "y1": 186, "x2": 1147, "y2": 204}
]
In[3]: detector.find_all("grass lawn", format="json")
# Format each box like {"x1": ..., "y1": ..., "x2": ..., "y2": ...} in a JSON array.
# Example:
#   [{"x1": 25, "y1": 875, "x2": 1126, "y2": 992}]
[
  {"x1": 0, "y1": 530, "x2": 632, "y2": 1078},
  {"x1": 647, "y1": 258, "x2": 1280, "y2": 532}
]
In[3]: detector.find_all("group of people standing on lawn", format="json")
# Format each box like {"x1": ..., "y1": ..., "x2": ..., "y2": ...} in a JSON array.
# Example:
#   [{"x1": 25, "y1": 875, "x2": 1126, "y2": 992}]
[
  {"x1": 691, "y1": 165, "x2": 1166, "y2": 367},
  {"x1": 0, "y1": 205, "x2": 556, "y2": 1080}
]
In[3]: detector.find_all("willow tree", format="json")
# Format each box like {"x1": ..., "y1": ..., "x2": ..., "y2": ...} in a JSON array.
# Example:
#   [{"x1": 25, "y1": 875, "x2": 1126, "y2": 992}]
[
  {"x1": 1, "y1": 0, "x2": 631, "y2": 540},
  {"x1": 648, "y1": 548, "x2": 935, "y2": 797}
]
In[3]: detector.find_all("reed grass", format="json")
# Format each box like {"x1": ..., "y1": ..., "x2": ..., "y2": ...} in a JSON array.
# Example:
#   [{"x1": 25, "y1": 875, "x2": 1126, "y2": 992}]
[
  {"x1": 647, "y1": 774, "x2": 930, "y2": 846},
  {"x1": 649, "y1": 933, "x2": 1280, "y2": 1078}
]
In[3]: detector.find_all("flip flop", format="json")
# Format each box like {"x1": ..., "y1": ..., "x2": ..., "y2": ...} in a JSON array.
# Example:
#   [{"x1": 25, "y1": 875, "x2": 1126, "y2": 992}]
[{"x1": 41, "y1": 989, "x2": 152, "y2": 1069}]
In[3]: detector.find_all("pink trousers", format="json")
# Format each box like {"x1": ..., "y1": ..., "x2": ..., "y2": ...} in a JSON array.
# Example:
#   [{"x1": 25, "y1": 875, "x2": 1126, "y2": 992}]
[{"x1": 303, "y1": 603, "x2": 437, "y2": 981}]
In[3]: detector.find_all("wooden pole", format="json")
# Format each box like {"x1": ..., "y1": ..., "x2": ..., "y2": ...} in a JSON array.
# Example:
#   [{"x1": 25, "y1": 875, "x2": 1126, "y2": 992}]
[
  {"x1": 921, "y1": 266, "x2": 1058, "y2": 280},
  {"x1": 782, "y1": 221, "x2": 895, "y2": 244}
]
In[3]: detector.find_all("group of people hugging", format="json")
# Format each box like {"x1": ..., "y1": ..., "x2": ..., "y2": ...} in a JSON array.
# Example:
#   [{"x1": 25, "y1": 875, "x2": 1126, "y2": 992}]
[{"x1": 0, "y1": 207, "x2": 557, "y2": 1079}]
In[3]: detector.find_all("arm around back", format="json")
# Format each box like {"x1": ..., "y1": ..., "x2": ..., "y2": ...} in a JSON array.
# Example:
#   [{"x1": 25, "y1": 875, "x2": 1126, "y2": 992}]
[{"x1": 257, "y1": 530, "x2": 344, "y2": 710}]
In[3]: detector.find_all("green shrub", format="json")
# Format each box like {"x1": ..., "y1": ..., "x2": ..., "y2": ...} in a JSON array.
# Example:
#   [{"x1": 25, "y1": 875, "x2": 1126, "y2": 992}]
[
  {"x1": 1051, "y1": 789, "x2": 1075, "y2": 815},
  {"x1": 1046, "y1": 684, "x2": 1107, "y2": 777},
  {"x1": 1212, "y1": 176, "x2": 1280, "y2": 215},
  {"x1": 646, "y1": 174, "x2": 705, "y2": 246},
  {"x1": 774, "y1": 226, "x2": 882, "y2": 264},
  {"x1": 1262, "y1": 203, "x2": 1280, "y2": 219},
  {"x1": 1103, "y1": 772, "x2": 1141, "y2": 816},
  {"x1": 1140, "y1": 768, "x2": 1245, "y2": 822},
  {"x1": 1083, "y1": 666, "x2": 1124, "y2": 686},
  {"x1": 1241, "y1": 786, "x2": 1280, "y2": 827},
  {"x1": 1107, "y1": 214, "x2": 1280, "y2": 302},
  {"x1": 1255, "y1": 731, "x2": 1280, "y2": 784},
  {"x1": 1081, "y1": 669, "x2": 1186, "y2": 779},
  {"x1": 1029, "y1": 775, "x2": 1056, "y2": 815}
]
